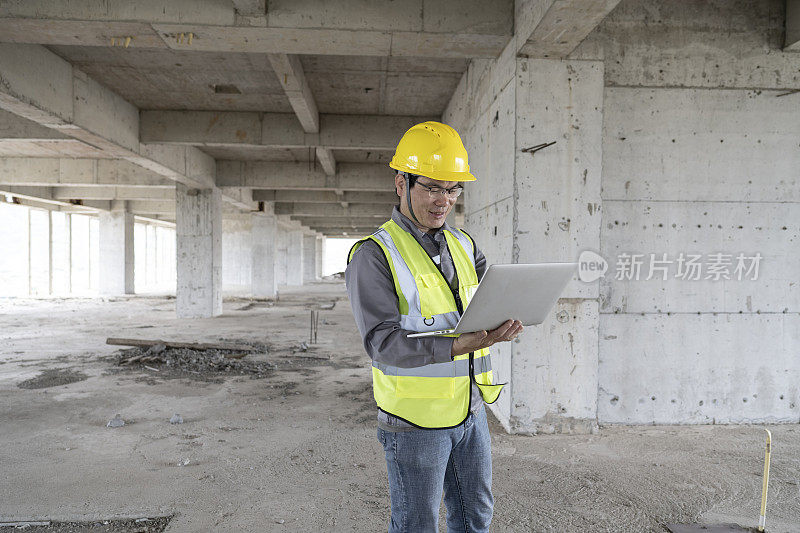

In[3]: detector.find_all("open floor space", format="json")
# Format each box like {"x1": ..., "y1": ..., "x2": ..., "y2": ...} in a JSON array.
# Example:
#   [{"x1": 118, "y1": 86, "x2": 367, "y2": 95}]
[{"x1": 1, "y1": 283, "x2": 798, "y2": 532}]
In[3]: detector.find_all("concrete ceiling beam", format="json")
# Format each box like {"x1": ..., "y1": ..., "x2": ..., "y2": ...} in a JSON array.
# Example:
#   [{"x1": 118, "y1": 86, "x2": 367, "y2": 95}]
[
  {"x1": 0, "y1": 158, "x2": 175, "y2": 187},
  {"x1": 252, "y1": 190, "x2": 397, "y2": 204},
  {"x1": 141, "y1": 112, "x2": 428, "y2": 152},
  {"x1": 4, "y1": 195, "x2": 112, "y2": 214},
  {"x1": 0, "y1": 109, "x2": 69, "y2": 139},
  {"x1": 274, "y1": 202, "x2": 392, "y2": 218},
  {"x1": 0, "y1": 43, "x2": 253, "y2": 211},
  {"x1": 217, "y1": 161, "x2": 393, "y2": 191},
  {"x1": 267, "y1": 54, "x2": 319, "y2": 133},
  {"x1": 787, "y1": 0, "x2": 800, "y2": 51},
  {"x1": 134, "y1": 215, "x2": 176, "y2": 226},
  {"x1": 231, "y1": 0, "x2": 265, "y2": 17},
  {"x1": 127, "y1": 200, "x2": 175, "y2": 215},
  {"x1": 1, "y1": 185, "x2": 177, "y2": 203},
  {"x1": 0, "y1": 193, "x2": 173, "y2": 216},
  {"x1": 52, "y1": 186, "x2": 176, "y2": 201},
  {"x1": 0, "y1": 0, "x2": 511, "y2": 58},
  {"x1": 0, "y1": 111, "x2": 113, "y2": 158},
  {"x1": 290, "y1": 217, "x2": 389, "y2": 228},
  {"x1": 266, "y1": 53, "x2": 340, "y2": 176},
  {"x1": 0, "y1": 186, "x2": 54, "y2": 202},
  {"x1": 316, "y1": 148, "x2": 337, "y2": 176},
  {"x1": 515, "y1": 0, "x2": 622, "y2": 58}
]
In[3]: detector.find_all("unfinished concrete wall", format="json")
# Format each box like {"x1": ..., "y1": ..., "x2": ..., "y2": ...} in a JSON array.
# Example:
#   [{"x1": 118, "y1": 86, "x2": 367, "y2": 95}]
[
  {"x1": 573, "y1": 0, "x2": 799, "y2": 90},
  {"x1": 585, "y1": 0, "x2": 800, "y2": 424},
  {"x1": 447, "y1": 0, "x2": 800, "y2": 430},
  {"x1": 222, "y1": 215, "x2": 252, "y2": 296}
]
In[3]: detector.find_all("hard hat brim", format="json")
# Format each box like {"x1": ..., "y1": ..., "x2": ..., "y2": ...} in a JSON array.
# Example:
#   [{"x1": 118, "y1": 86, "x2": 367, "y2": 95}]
[{"x1": 389, "y1": 162, "x2": 476, "y2": 182}]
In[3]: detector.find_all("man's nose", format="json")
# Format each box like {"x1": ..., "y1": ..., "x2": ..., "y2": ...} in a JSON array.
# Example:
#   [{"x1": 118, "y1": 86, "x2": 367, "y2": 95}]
[{"x1": 432, "y1": 193, "x2": 450, "y2": 207}]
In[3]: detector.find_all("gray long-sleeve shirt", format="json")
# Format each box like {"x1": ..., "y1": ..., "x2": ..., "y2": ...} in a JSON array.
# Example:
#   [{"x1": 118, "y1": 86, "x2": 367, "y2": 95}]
[{"x1": 345, "y1": 206, "x2": 487, "y2": 431}]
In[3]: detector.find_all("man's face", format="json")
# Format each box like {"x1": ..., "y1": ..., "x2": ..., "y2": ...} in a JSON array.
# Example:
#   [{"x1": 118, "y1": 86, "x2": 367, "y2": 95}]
[{"x1": 395, "y1": 173, "x2": 460, "y2": 231}]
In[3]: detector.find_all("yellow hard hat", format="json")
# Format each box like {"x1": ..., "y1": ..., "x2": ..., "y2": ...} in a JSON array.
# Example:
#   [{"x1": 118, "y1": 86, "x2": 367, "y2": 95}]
[{"x1": 389, "y1": 121, "x2": 476, "y2": 182}]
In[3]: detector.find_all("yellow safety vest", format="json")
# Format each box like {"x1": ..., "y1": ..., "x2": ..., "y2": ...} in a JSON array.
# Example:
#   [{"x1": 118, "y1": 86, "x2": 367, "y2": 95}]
[{"x1": 348, "y1": 220, "x2": 504, "y2": 429}]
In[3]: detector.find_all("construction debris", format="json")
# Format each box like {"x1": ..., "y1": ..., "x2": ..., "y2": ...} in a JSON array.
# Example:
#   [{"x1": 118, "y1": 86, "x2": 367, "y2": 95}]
[
  {"x1": 113, "y1": 344, "x2": 276, "y2": 379},
  {"x1": 0, "y1": 517, "x2": 172, "y2": 532},
  {"x1": 107, "y1": 414, "x2": 125, "y2": 428},
  {"x1": 147, "y1": 343, "x2": 166, "y2": 355},
  {"x1": 106, "y1": 338, "x2": 257, "y2": 352}
]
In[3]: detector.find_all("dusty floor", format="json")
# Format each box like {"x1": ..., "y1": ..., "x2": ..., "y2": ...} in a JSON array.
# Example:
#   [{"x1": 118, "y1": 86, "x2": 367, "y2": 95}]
[{"x1": 0, "y1": 282, "x2": 798, "y2": 533}]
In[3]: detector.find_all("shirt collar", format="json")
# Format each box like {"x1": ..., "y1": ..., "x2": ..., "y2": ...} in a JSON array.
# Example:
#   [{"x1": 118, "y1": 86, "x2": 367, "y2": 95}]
[{"x1": 391, "y1": 205, "x2": 451, "y2": 241}]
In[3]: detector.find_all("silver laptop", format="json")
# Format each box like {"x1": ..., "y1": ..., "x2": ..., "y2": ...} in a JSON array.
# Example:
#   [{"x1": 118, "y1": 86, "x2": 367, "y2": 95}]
[{"x1": 407, "y1": 263, "x2": 577, "y2": 338}]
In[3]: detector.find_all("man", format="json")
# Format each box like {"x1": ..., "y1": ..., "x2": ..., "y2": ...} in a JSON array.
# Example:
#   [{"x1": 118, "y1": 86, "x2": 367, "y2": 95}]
[{"x1": 345, "y1": 121, "x2": 523, "y2": 532}]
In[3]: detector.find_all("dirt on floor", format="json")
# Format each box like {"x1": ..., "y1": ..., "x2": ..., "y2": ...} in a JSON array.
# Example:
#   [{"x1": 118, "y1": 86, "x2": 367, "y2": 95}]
[{"x1": 0, "y1": 283, "x2": 798, "y2": 532}]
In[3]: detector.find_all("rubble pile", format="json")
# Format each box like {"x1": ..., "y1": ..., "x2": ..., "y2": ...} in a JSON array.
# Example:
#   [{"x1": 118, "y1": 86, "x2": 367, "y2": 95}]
[{"x1": 114, "y1": 343, "x2": 275, "y2": 378}]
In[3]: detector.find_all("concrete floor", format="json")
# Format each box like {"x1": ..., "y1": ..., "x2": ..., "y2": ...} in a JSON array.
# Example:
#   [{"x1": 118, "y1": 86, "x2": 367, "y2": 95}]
[{"x1": 1, "y1": 283, "x2": 798, "y2": 532}]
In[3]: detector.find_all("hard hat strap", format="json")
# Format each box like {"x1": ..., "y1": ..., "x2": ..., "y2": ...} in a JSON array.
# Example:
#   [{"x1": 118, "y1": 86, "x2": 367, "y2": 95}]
[{"x1": 404, "y1": 174, "x2": 424, "y2": 227}]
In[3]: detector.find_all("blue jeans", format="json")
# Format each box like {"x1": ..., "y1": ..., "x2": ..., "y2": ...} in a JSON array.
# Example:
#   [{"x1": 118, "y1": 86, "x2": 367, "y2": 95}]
[{"x1": 377, "y1": 406, "x2": 493, "y2": 533}]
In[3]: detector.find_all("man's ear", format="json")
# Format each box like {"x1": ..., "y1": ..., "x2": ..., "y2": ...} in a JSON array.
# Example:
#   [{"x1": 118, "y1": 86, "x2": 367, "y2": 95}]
[{"x1": 394, "y1": 173, "x2": 405, "y2": 199}]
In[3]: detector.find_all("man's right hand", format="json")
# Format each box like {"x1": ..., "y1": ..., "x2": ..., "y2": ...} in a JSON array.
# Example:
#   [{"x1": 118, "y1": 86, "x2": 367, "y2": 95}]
[{"x1": 450, "y1": 319, "x2": 523, "y2": 358}]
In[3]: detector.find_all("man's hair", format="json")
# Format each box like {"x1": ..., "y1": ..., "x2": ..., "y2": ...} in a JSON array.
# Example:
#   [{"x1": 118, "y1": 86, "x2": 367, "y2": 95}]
[
  {"x1": 398, "y1": 171, "x2": 418, "y2": 187},
  {"x1": 397, "y1": 171, "x2": 418, "y2": 206}
]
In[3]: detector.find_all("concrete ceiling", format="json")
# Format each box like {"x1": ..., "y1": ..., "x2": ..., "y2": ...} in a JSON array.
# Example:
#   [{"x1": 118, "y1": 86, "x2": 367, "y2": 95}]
[
  {"x1": 0, "y1": 42, "x2": 468, "y2": 233},
  {"x1": 0, "y1": 0, "x2": 622, "y2": 236},
  {"x1": 3, "y1": 39, "x2": 472, "y2": 233},
  {"x1": 47, "y1": 46, "x2": 467, "y2": 116}
]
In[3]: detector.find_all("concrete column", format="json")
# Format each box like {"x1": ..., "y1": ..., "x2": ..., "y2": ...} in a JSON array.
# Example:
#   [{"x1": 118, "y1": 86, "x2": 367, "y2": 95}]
[
  {"x1": 176, "y1": 184, "x2": 222, "y2": 318},
  {"x1": 316, "y1": 235, "x2": 324, "y2": 279},
  {"x1": 444, "y1": 52, "x2": 603, "y2": 434},
  {"x1": 98, "y1": 200, "x2": 134, "y2": 295},
  {"x1": 251, "y1": 212, "x2": 277, "y2": 298},
  {"x1": 302, "y1": 232, "x2": 318, "y2": 283},
  {"x1": 286, "y1": 228, "x2": 304, "y2": 285},
  {"x1": 275, "y1": 221, "x2": 289, "y2": 287},
  {"x1": 508, "y1": 59, "x2": 603, "y2": 434},
  {"x1": 222, "y1": 215, "x2": 252, "y2": 296}
]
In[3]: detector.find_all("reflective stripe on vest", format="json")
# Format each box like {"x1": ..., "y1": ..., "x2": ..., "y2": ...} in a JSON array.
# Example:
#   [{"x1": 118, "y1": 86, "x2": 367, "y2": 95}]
[
  {"x1": 373, "y1": 355, "x2": 492, "y2": 378},
  {"x1": 348, "y1": 219, "x2": 504, "y2": 429}
]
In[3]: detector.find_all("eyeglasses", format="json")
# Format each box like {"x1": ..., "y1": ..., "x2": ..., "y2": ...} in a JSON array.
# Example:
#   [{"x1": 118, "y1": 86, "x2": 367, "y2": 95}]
[{"x1": 413, "y1": 181, "x2": 463, "y2": 199}]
